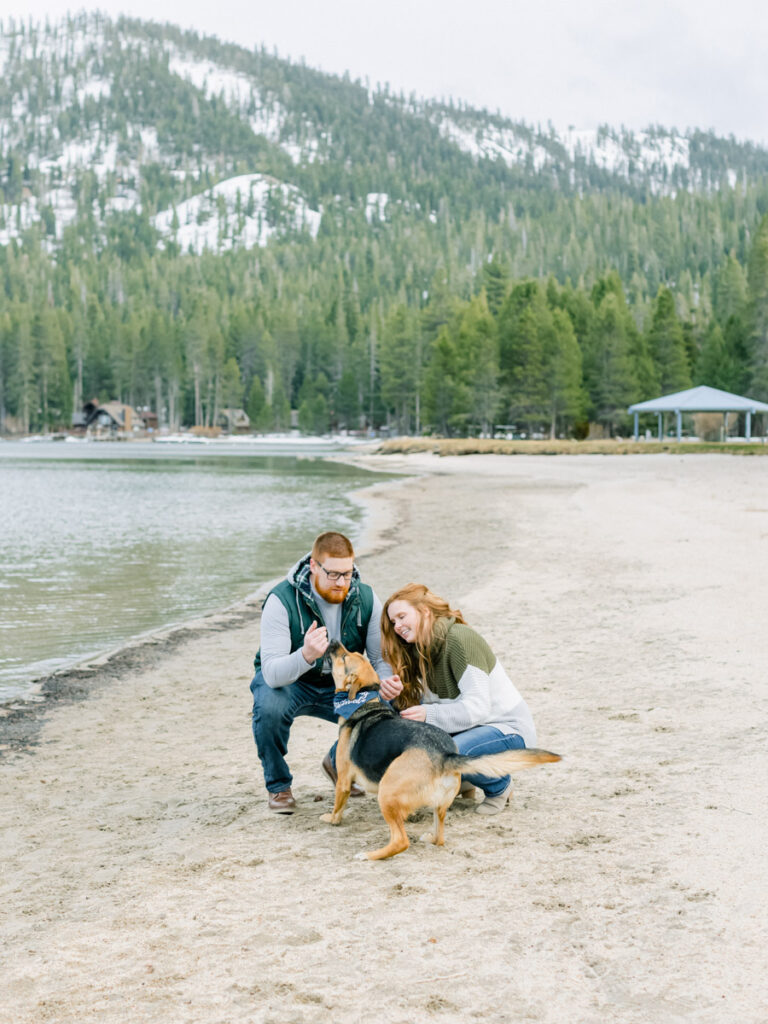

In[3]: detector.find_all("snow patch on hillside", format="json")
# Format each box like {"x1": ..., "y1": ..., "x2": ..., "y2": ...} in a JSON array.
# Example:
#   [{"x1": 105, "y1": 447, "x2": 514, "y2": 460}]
[
  {"x1": 138, "y1": 127, "x2": 160, "y2": 157},
  {"x1": 168, "y1": 54, "x2": 256, "y2": 110},
  {"x1": 435, "y1": 115, "x2": 732, "y2": 193},
  {"x1": 167, "y1": 50, "x2": 322, "y2": 164},
  {"x1": 562, "y1": 128, "x2": 691, "y2": 176},
  {"x1": 76, "y1": 78, "x2": 111, "y2": 104},
  {"x1": 168, "y1": 51, "x2": 284, "y2": 144},
  {"x1": 365, "y1": 193, "x2": 389, "y2": 223},
  {"x1": 154, "y1": 173, "x2": 321, "y2": 253},
  {"x1": 438, "y1": 119, "x2": 550, "y2": 171},
  {"x1": 0, "y1": 21, "x2": 93, "y2": 71},
  {"x1": 0, "y1": 187, "x2": 86, "y2": 246}
]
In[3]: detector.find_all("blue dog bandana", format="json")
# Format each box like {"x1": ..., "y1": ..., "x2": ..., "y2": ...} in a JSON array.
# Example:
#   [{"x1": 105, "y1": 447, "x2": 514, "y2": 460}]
[{"x1": 333, "y1": 689, "x2": 382, "y2": 720}]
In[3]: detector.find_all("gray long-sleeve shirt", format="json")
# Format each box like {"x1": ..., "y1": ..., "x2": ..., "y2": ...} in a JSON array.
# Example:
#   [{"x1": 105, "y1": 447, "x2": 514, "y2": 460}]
[{"x1": 259, "y1": 579, "x2": 392, "y2": 688}]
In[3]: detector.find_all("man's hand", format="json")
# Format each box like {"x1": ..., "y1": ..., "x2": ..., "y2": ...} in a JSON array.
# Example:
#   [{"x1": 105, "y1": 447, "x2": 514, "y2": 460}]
[
  {"x1": 302, "y1": 621, "x2": 329, "y2": 664},
  {"x1": 400, "y1": 705, "x2": 427, "y2": 722},
  {"x1": 379, "y1": 674, "x2": 403, "y2": 700}
]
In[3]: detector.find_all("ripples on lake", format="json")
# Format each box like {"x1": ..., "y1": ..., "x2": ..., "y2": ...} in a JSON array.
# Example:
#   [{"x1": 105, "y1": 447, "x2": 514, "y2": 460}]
[{"x1": 0, "y1": 442, "x2": 384, "y2": 701}]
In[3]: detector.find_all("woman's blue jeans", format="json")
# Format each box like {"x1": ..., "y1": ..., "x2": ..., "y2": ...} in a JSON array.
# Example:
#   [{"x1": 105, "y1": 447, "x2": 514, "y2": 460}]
[
  {"x1": 453, "y1": 725, "x2": 526, "y2": 797},
  {"x1": 250, "y1": 670, "x2": 338, "y2": 793}
]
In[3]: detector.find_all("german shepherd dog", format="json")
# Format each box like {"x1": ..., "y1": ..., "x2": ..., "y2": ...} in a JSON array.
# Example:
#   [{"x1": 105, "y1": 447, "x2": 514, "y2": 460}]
[{"x1": 322, "y1": 640, "x2": 561, "y2": 860}]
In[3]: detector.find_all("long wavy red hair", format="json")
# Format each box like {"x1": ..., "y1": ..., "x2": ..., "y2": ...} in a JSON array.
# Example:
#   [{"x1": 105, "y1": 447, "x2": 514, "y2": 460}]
[{"x1": 380, "y1": 583, "x2": 466, "y2": 708}]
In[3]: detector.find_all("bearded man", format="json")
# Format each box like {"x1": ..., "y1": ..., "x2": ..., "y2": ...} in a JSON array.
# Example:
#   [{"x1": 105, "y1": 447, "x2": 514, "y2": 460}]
[{"x1": 250, "y1": 531, "x2": 396, "y2": 813}]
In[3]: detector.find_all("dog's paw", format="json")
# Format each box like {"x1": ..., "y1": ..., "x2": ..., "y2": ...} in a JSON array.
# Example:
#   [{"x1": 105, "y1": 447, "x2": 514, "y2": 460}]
[
  {"x1": 319, "y1": 813, "x2": 338, "y2": 825},
  {"x1": 419, "y1": 831, "x2": 437, "y2": 845},
  {"x1": 353, "y1": 851, "x2": 372, "y2": 861}
]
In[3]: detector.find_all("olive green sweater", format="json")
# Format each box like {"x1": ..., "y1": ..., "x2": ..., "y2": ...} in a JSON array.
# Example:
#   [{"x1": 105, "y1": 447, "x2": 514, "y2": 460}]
[{"x1": 421, "y1": 619, "x2": 537, "y2": 744}]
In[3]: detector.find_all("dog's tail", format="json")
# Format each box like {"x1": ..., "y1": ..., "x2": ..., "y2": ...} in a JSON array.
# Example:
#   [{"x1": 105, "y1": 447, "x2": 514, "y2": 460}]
[{"x1": 443, "y1": 747, "x2": 561, "y2": 778}]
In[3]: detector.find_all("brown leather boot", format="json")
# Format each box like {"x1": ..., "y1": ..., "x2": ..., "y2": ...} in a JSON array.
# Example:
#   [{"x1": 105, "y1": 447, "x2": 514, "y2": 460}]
[
  {"x1": 321, "y1": 753, "x2": 366, "y2": 797},
  {"x1": 268, "y1": 788, "x2": 296, "y2": 814}
]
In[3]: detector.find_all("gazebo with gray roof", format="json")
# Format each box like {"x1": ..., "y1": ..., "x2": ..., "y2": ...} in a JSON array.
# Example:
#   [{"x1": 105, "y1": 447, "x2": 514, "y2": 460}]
[{"x1": 628, "y1": 385, "x2": 768, "y2": 441}]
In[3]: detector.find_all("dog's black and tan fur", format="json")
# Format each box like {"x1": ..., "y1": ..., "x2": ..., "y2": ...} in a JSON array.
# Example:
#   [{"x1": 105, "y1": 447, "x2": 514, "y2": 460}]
[{"x1": 322, "y1": 640, "x2": 561, "y2": 860}]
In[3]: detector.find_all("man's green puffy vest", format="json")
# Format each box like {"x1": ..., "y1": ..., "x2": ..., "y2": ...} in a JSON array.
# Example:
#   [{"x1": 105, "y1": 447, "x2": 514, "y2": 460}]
[{"x1": 253, "y1": 578, "x2": 375, "y2": 686}]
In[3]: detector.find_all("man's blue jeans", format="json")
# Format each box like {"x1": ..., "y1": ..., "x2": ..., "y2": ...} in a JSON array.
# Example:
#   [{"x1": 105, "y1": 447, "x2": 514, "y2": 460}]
[
  {"x1": 454, "y1": 724, "x2": 526, "y2": 797},
  {"x1": 250, "y1": 669, "x2": 338, "y2": 792}
]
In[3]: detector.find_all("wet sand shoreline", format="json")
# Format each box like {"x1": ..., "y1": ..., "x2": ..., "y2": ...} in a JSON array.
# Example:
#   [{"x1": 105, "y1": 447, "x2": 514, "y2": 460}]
[{"x1": 0, "y1": 600, "x2": 267, "y2": 755}]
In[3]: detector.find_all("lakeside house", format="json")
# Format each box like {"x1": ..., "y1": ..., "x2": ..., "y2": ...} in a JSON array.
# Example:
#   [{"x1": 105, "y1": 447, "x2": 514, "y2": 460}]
[
  {"x1": 77, "y1": 400, "x2": 147, "y2": 437},
  {"x1": 217, "y1": 408, "x2": 251, "y2": 433}
]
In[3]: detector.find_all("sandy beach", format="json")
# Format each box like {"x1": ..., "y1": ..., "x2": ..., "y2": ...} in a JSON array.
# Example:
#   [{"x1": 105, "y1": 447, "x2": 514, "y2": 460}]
[{"x1": 2, "y1": 452, "x2": 767, "y2": 1024}]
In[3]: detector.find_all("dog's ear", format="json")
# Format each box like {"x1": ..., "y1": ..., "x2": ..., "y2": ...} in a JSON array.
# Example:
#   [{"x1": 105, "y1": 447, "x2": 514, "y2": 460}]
[
  {"x1": 346, "y1": 673, "x2": 361, "y2": 699},
  {"x1": 354, "y1": 656, "x2": 381, "y2": 690}
]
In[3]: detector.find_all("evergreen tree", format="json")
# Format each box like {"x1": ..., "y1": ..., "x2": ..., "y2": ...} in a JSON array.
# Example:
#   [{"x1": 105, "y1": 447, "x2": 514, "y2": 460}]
[
  {"x1": 480, "y1": 256, "x2": 510, "y2": 317},
  {"x1": 589, "y1": 293, "x2": 637, "y2": 433},
  {"x1": 32, "y1": 308, "x2": 72, "y2": 430},
  {"x1": 336, "y1": 368, "x2": 361, "y2": 429},
  {"x1": 379, "y1": 305, "x2": 422, "y2": 433},
  {"x1": 747, "y1": 213, "x2": 768, "y2": 398},
  {"x1": 267, "y1": 379, "x2": 292, "y2": 432},
  {"x1": 547, "y1": 309, "x2": 585, "y2": 437},
  {"x1": 297, "y1": 372, "x2": 331, "y2": 434},
  {"x1": 0, "y1": 313, "x2": 7, "y2": 431},
  {"x1": 695, "y1": 323, "x2": 737, "y2": 391},
  {"x1": 12, "y1": 310, "x2": 36, "y2": 434},
  {"x1": 423, "y1": 329, "x2": 466, "y2": 435},
  {"x1": 459, "y1": 294, "x2": 501, "y2": 435},
  {"x1": 648, "y1": 287, "x2": 691, "y2": 394},
  {"x1": 497, "y1": 281, "x2": 549, "y2": 430},
  {"x1": 626, "y1": 326, "x2": 658, "y2": 402},
  {"x1": 220, "y1": 356, "x2": 243, "y2": 412},
  {"x1": 246, "y1": 375, "x2": 266, "y2": 428},
  {"x1": 722, "y1": 315, "x2": 751, "y2": 393},
  {"x1": 713, "y1": 251, "x2": 748, "y2": 326}
]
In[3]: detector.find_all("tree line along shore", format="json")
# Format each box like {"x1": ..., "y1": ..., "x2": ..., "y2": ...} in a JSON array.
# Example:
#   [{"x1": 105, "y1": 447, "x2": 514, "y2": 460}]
[{"x1": 3, "y1": 220, "x2": 768, "y2": 443}]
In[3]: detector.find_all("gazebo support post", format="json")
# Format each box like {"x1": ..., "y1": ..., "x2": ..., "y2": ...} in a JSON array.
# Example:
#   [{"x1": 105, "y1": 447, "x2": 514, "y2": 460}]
[
  {"x1": 657, "y1": 412, "x2": 662, "y2": 440},
  {"x1": 676, "y1": 409, "x2": 682, "y2": 441},
  {"x1": 634, "y1": 412, "x2": 638, "y2": 440},
  {"x1": 746, "y1": 410, "x2": 752, "y2": 441}
]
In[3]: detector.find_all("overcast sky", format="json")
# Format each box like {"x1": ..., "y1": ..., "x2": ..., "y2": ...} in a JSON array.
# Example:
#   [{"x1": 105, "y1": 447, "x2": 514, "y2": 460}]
[{"x1": 5, "y1": 0, "x2": 768, "y2": 144}]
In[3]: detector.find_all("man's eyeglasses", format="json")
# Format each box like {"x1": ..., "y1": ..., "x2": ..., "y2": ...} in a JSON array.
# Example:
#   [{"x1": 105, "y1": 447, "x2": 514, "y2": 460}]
[{"x1": 317, "y1": 563, "x2": 354, "y2": 583}]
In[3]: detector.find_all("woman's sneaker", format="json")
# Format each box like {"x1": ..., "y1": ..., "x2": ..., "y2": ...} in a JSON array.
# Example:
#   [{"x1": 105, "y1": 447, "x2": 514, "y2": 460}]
[{"x1": 475, "y1": 780, "x2": 512, "y2": 815}]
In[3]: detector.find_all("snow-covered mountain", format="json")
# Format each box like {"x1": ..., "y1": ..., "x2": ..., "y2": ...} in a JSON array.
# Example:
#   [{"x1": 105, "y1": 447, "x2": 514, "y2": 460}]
[{"x1": 1, "y1": 13, "x2": 766, "y2": 256}]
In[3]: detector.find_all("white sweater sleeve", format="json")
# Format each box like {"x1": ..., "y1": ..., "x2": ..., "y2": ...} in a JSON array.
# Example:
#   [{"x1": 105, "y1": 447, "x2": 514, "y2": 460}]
[
  {"x1": 259, "y1": 593, "x2": 314, "y2": 688},
  {"x1": 422, "y1": 664, "x2": 493, "y2": 734},
  {"x1": 366, "y1": 592, "x2": 393, "y2": 679}
]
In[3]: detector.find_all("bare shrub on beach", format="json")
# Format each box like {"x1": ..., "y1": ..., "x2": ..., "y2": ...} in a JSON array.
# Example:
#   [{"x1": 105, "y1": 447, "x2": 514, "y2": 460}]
[{"x1": 376, "y1": 437, "x2": 768, "y2": 456}]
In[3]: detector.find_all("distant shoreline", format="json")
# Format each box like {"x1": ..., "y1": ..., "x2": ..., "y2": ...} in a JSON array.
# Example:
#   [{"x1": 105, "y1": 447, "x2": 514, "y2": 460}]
[{"x1": 5, "y1": 434, "x2": 766, "y2": 457}]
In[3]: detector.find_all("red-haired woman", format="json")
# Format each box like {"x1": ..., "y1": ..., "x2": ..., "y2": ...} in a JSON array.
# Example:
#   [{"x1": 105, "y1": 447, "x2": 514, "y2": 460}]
[{"x1": 379, "y1": 583, "x2": 538, "y2": 815}]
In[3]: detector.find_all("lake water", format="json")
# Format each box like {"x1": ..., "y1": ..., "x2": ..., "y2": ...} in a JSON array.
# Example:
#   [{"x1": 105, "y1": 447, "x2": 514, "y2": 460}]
[{"x1": 0, "y1": 440, "x2": 388, "y2": 702}]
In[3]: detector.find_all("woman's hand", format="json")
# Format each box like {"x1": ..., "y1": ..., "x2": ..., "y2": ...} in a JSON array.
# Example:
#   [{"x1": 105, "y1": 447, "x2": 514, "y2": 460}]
[
  {"x1": 301, "y1": 621, "x2": 328, "y2": 663},
  {"x1": 379, "y1": 674, "x2": 403, "y2": 700},
  {"x1": 399, "y1": 705, "x2": 427, "y2": 722}
]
